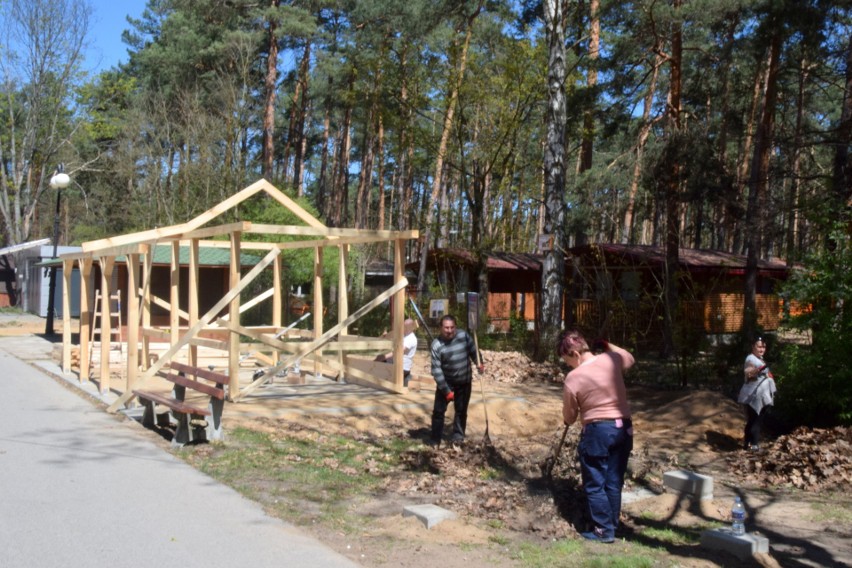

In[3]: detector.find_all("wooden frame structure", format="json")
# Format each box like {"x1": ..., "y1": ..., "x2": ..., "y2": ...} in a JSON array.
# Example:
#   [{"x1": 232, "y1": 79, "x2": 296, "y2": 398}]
[{"x1": 57, "y1": 180, "x2": 418, "y2": 411}]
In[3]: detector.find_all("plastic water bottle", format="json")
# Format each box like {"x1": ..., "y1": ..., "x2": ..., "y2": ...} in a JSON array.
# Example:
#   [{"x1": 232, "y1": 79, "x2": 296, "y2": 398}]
[{"x1": 731, "y1": 496, "x2": 746, "y2": 535}]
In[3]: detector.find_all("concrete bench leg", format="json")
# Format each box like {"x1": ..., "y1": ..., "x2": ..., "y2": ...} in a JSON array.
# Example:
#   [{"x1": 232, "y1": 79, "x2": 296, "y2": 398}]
[
  {"x1": 140, "y1": 398, "x2": 170, "y2": 428},
  {"x1": 171, "y1": 412, "x2": 192, "y2": 448},
  {"x1": 207, "y1": 396, "x2": 224, "y2": 442}
]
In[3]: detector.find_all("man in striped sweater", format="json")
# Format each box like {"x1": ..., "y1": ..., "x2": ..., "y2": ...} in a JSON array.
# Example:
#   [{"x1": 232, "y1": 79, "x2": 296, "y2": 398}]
[{"x1": 429, "y1": 314, "x2": 485, "y2": 446}]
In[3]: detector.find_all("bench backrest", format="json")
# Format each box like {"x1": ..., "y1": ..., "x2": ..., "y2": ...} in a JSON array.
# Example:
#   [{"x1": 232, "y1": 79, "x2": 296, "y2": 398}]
[
  {"x1": 168, "y1": 361, "x2": 230, "y2": 385},
  {"x1": 156, "y1": 362, "x2": 230, "y2": 400}
]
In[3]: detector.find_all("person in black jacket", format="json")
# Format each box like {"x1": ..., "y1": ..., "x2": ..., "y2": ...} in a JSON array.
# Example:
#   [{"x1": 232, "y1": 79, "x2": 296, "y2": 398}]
[{"x1": 429, "y1": 315, "x2": 484, "y2": 446}]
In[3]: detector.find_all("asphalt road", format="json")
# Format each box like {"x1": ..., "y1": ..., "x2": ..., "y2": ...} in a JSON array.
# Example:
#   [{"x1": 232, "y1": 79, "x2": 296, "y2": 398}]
[{"x1": 0, "y1": 341, "x2": 360, "y2": 568}]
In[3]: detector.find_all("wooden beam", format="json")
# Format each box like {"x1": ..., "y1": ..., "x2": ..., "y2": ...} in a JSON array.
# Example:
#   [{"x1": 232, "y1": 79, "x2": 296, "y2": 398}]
[
  {"x1": 231, "y1": 277, "x2": 408, "y2": 401},
  {"x1": 198, "y1": 234, "x2": 417, "y2": 250},
  {"x1": 98, "y1": 256, "x2": 115, "y2": 393},
  {"x1": 146, "y1": 293, "x2": 189, "y2": 323},
  {"x1": 219, "y1": 287, "x2": 274, "y2": 320},
  {"x1": 272, "y1": 255, "x2": 282, "y2": 366},
  {"x1": 188, "y1": 238, "x2": 199, "y2": 367},
  {"x1": 247, "y1": 224, "x2": 418, "y2": 239},
  {"x1": 313, "y1": 247, "x2": 324, "y2": 379},
  {"x1": 82, "y1": 224, "x2": 191, "y2": 254},
  {"x1": 61, "y1": 259, "x2": 73, "y2": 373},
  {"x1": 126, "y1": 253, "x2": 140, "y2": 391},
  {"x1": 78, "y1": 258, "x2": 93, "y2": 382},
  {"x1": 106, "y1": 247, "x2": 282, "y2": 413},
  {"x1": 140, "y1": 248, "x2": 153, "y2": 370},
  {"x1": 392, "y1": 239, "x2": 405, "y2": 389},
  {"x1": 228, "y1": 231, "x2": 242, "y2": 394},
  {"x1": 170, "y1": 241, "x2": 180, "y2": 346},
  {"x1": 174, "y1": 221, "x2": 251, "y2": 242}
]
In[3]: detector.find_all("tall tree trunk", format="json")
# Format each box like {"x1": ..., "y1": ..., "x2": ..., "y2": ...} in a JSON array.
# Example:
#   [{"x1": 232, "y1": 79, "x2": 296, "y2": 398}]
[
  {"x1": 744, "y1": 32, "x2": 782, "y2": 338},
  {"x1": 292, "y1": 41, "x2": 312, "y2": 196},
  {"x1": 261, "y1": 0, "x2": 280, "y2": 180},
  {"x1": 332, "y1": 73, "x2": 355, "y2": 227},
  {"x1": 663, "y1": 0, "x2": 683, "y2": 360},
  {"x1": 832, "y1": 33, "x2": 852, "y2": 213},
  {"x1": 317, "y1": 104, "x2": 331, "y2": 218},
  {"x1": 732, "y1": 56, "x2": 770, "y2": 253},
  {"x1": 376, "y1": 115, "x2": 386, "y2": 231},
  {"x1": 622, "y1": 46, "x2": 662, "y2": 244},
  {"x1": 536, "y1": 0, "x2": 567, "y2": 361},
  {"x1": 417, "y1": 3, "x2": 481, "y2": 294},
  {"x1": 786, "y1": 58, "x2": 811, "y2": 265}
]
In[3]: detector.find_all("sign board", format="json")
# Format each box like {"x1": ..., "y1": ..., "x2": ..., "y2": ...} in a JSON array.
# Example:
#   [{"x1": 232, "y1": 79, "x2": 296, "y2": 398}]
[
  {"x1": 537, "y1": 234, "x2": 554, "y2": 253},
  {"x1": 467, "y1": 292, "x2": 479, "y2": 330},
  {"x1": 429, "y1": 299, "x2": 447, "y2": 320}
]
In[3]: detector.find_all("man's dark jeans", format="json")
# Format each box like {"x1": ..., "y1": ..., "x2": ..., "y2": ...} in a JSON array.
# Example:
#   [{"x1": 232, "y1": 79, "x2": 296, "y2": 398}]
[
  {"x1": 430, "y1": 382, "x2": 472, "y2": 443},
  {"x1": 578, "y1": 419, "x2": 633, "y2": 539}
]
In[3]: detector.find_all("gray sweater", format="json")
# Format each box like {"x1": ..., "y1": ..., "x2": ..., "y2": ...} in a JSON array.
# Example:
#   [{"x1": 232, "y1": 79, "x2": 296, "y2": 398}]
[{"x1": 430, "y1": 330, "x2": 478, "y2": 394}]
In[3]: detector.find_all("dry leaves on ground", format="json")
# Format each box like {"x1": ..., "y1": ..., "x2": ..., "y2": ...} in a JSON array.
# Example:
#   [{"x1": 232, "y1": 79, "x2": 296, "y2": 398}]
[{"x1": 728, "y1": 426, "x2": 852, "y2": 490}]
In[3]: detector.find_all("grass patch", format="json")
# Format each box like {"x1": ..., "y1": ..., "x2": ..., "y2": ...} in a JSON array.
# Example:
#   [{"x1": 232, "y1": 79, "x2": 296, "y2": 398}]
[
  {"x1": 182, "y1": 426, "x2": 408, "y2": 530},
  {"x1": 638, "y1": 526, "x2": 701, "y2": 546},
  {"x1": 510, "y1": 539, "x2": 661, "y2": 568},
  {"x1": 810, "y1": 501, "x2": 852, "y2": 524}
]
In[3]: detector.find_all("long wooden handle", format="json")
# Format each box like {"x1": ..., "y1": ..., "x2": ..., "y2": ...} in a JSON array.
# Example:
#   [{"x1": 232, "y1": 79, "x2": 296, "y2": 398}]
[{"x1": 473, "y1": 330, "x2": 483, "y2": 367}]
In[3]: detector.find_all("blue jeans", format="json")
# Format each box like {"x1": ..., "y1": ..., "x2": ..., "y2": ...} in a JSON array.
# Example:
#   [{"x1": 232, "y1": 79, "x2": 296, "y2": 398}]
[{"x1": 578, "y1": 419, "x2": 633, "y2": 539}]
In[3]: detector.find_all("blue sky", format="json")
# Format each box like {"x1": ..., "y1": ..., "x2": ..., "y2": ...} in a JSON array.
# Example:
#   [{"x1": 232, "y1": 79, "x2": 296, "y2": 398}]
[{"x1": 84, "y1": 0, "x2": 148, "y2": 73}]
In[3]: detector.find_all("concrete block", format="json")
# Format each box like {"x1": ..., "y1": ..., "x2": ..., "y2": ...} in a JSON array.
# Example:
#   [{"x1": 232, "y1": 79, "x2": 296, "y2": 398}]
[
  {"x1": 663, "y1": 469, "x2": 714, "y2": 500},
  {"x1": 700, "y1": 528, "x2": 769, "y2": 560},
  {"x1": 402, "y1": 504, "x2": 457, "y2": 529}
]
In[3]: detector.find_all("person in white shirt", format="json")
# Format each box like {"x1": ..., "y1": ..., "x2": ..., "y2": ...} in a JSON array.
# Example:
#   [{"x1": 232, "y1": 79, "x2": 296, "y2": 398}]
[{"x1": 376, "y1": 318, "x2": 418, "y2": 387}]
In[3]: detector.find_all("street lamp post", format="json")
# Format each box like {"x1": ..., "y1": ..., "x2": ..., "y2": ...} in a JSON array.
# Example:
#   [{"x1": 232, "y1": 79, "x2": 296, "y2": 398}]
[{"x1": 44, "y1": 165, "x2": 70, "y2": 336}]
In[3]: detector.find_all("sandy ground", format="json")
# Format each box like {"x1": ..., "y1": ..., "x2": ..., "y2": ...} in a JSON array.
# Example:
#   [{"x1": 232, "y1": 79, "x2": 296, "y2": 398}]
[{"x1": 3, "y1": 312, "x2": 850, "y2": 567}]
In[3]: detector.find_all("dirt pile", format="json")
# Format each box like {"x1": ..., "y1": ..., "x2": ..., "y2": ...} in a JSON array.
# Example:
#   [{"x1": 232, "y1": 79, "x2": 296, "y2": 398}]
[{"x1": 729, "y1": 426, "x2": 852, "y2": 490}]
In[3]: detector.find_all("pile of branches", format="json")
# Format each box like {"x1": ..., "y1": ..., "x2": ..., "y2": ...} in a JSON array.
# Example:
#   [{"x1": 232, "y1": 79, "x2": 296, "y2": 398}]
[
  {"x1": 480, "y1": 350, "x2": 563, "y2": 384},
  {"x1": 730, "y1": 426, "x2": 852, "y2": 490}
]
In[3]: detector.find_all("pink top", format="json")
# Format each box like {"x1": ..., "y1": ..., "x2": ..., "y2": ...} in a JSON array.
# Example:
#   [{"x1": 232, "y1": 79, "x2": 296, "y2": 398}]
[{"x1": 562, "y1": 351, "x2": 633, "y2": 426}]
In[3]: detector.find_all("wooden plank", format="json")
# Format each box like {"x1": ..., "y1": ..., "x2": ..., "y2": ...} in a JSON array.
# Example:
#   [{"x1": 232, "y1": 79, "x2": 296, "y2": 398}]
[
  {"x1": 99, "y1": 256, "x2": 115, "y2": 393},
  {"x1": 228, "y1": 231, "x2": 241, "y2": 393},
  {"x1": 141, "y1": 247, "x2": 153, "y2": 371},
  {"x1": 133, "y1": 389, "x2": 211, "y2": 416},
  {"x1": 254, "y1": 179, "x2": 327, "y2": 229},
  {"x1": 79, "y1": 258, "x2": 93, "y2": 381},
  {"x1": 174, "y1": 221, "x2": 250, "y2": 241},
  {"x1": 188, "y1": 336, "x2": 228, "y2": 351},
  {"x1": 156, "y1": 370, "x2": 225, "y2": 399},
  {"x1": 126, "y1": 253, "x2": 141, "y2": 391},
  {"x1": 313, "y1": 247, "x2": 324, "y2": 380},
  {"x1": 272, "y1": 255, "x2": 282, "y2": 367},
  {"x1": 169, "y1": 361, "x2": 230, "y2": 385},
  {"x1": 106, "y1": 247, "x2": 281, "y2": 412},
  {"x1": 147, "y1": 293, "x2": 189, "y2": 323},
  {"x1": 219, "y1": 287, "x2": 274, "y2": 321},
  {"x1": 188, "y1": 238, "x2": 199, "y2": 367},
  {"x1": 392, "y1": 239, "x2": 405, "y2": 389},
  {"x1": 170, "y1": 241, "x2": 180, "y2": 345},
  {"x1": 82, "y1": 224, "x2": 191, "y2": 253},
  {"x1": 231, "y1": 277, "x2": 408, "y2": 401},
  {"x1": 61, "y1": 259, "x2": 73, "y2": 373},
  {"x1": 198, "y1": 234, "x2": 419, "y2": 250},
  {"x1": 247, "y1": 224, "x2": 418, "y2": 239}
]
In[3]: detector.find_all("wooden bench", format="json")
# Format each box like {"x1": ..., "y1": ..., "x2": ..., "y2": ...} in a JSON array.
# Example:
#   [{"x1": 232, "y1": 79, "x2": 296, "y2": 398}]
[{"x1": 133, "y1": 361, "x2": 228, "y2": 447}]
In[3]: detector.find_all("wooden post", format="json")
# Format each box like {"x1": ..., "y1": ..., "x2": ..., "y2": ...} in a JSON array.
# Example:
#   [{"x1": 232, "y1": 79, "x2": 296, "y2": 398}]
[
  {"x1": 99, "y1": 256, "x2": 115, "y2": 393},
  {"x1": 79, "y1": 258, "x2": 92, "y2": 382},
  {"x1": 141, "y1": 248, "x2": 152, "y2": 370},
  {"x1": 337, "y1": 244, "x2": 349, "y2": 380},
  {"x1": 61, "y1": 259, "x2": 73, "y2": 374},
  {"x1": 272, "y1": 254, "x2": 282, "y2": 366},
  {"x1": 228, "y1": 231, "x2": 242, "y2": 394},
  {"x1": 392, "y1": 239, "x2": 405, "y2": 388},
  {"x1": 126, "y1": 253, "x2": 140, "y2": 391},
  {"x1": 188, "y1": 238, "x2": 200, "y2": 367},
  {"x1": 313, "y1": 246, "x2": 323, "y2": 379},
  {"x1": 170, "y1": 241, "x2": 181, "y2": 347}
]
